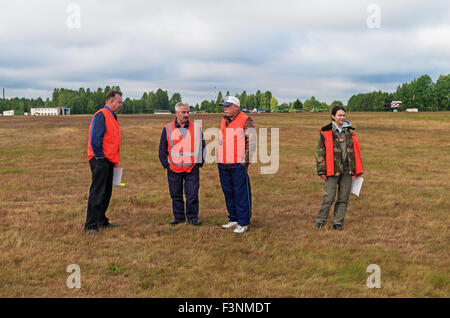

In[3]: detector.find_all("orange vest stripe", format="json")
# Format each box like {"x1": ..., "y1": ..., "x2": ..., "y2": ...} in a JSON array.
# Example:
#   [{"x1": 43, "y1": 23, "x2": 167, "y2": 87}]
[
  {"x1": 321, "y1": 130, "x2": 335, "y2": 177},
  {"x1": 87, "y1": 108, "x2": 121, "y2": 164},
  {"x1": 352, "y1": 135, "x2": 364, "y2": 175}
]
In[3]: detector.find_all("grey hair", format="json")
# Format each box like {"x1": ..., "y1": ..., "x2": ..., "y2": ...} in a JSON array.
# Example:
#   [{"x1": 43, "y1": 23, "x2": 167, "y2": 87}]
[{"x1": 175, "y1": 102, "x2": 189, "y2": 112}]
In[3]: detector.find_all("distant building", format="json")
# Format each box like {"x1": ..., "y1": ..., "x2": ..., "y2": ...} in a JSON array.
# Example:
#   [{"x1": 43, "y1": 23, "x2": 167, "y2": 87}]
[
  {"x1": 30, "y1": 107, "x2": 70, "y2": 116},
  {"x1": 154, "y1": 110, "x2": 171, "y2": 114},
  {"x1": 3, "y1": 110, "x2": 14, "y2": 116}
]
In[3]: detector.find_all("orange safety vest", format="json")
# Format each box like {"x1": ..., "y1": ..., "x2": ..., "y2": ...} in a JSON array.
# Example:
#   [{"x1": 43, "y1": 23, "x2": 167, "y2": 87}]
[
  {"x1": 87, "y1": 107, "x2": 121, "y2": 164},
  {"x1": 320, "y1": 130, "x2": 363, "y2": 177},
  {"x1": 218, "y1": 112, "x2": 249, "y2": 164},
  {"x1": 166, "y1": 120, "x2": 201, "y2": 173}
]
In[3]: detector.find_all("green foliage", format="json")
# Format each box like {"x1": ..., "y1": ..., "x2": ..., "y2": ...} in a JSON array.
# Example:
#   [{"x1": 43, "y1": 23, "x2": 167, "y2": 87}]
[
  {"x1": 434, "y1": 74, "x2": 450, "y2": 110},
  {"x1": 262, "y1": 91, "x2": 272, "y2": 111},
  {"x1": 109, "y1": 264, "x2": 121, "y2": 274},
  {"x1": 86, "y1": 99, "x2": 96, "y2": 114},
  {"x1": 348, "y1": 74, "x2": 449, "y2": 111},
  {"x1": 330, "y1": 100, "x2": 343, "y2": 107},
  {"x1": 154, "y1": 89, "x2": 169, "y2": 111},
  {"x1": 270, "y1": 96, "x2": 279, "y2": 112},
  {"x1": 2, "y1": 74, "x2": 447, "y2": 114},
  {"x1": 169, "y1": 92, "x2": 182, "y2": 113},
  {"x1": 293, "y1": 98, "x2": 303, "y2": 111},
  {"x1": 200, "y1": 99, "x2": 216, "y2": 113},
  {"x1": 215, "y1": 91, "x2": 224, "y2": 112},
  {"x1": 303, "y1": 96, "x2": 321, "y2": 111},
  {"x1": 347, "y1": 91, "x2": 387, "y2": 112},
  {"x1": 320, "y1": 102, "x2": 330, "y2": 111}
]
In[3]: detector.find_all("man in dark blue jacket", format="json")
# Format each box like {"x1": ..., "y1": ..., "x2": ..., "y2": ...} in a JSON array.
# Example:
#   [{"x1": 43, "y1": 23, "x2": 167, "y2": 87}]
[
  {"x1": 85, "y1": 91, "x2": 122, "y2": 235},
  {"x1": 159, "y1": 102, "x2": 206, "y2": 225}
]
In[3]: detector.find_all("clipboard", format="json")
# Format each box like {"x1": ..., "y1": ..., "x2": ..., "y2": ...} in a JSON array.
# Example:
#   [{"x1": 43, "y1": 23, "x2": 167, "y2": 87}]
[
  {"x1": 113, "y1": 167, "x2": 123, "y2": 186},
  {"x1": 351, "y1": 176, "x2": 364, "y2": 196}
]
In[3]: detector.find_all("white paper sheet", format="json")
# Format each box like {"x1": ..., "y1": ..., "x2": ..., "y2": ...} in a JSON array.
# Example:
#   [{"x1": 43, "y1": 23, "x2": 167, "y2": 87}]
[
  {"x1": 351, "y1": 176, "x2": 364, "y2": 196},
  {"x1": 113, "y1": 167, "x2": 123, "y2": 186}
]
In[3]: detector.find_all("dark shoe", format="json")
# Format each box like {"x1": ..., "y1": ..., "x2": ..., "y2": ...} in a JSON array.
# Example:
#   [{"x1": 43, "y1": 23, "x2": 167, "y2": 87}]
[
  {"x1": 188, "y1": 219, "x2": 202, "y2": 226},
  {"x1": 170, "y1": 219, "x2": 186, "y2": 226},
  {"x1": 99, "y1": 222, "x2": 118, "y2": 228},
  {"x1": 333, "y1": 224, "x2": 343, "y2": 231},
  {"x1": 84, "y1": 228, "x2": 101, "y2": 235},
  {"x1": 315, "y1": 222, "x2": 325, "y2": 228}
]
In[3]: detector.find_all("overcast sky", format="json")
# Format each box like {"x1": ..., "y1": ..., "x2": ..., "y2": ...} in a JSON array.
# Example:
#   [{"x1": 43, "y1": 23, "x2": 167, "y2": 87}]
[{"x1": 0, "y1": 0, "x2": 449, "y2": 104}]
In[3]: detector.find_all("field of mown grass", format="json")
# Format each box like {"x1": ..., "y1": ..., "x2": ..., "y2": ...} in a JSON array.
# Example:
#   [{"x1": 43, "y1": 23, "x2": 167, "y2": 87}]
[{"x1": 0, "y1": 112, "x2": 448, "y2": 297}]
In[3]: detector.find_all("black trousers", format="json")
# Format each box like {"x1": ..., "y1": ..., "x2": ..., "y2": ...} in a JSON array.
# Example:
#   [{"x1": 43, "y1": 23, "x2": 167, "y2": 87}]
[
  {"x1": 85, "y1": 158, "x2": 114, "y2": 230},
  {"x1": 167, "y1": 165, "x2": 200, "y2": 221}
]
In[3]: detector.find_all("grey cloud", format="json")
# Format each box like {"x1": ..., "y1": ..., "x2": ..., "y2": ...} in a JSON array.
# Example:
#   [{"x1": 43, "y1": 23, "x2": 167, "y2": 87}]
[{"x1": 0, "y1": 0, "x2": 449, "y2": 105}]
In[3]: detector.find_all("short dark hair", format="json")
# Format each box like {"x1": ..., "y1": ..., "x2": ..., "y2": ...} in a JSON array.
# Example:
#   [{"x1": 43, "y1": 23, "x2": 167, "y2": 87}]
[
  {"x1": 331, "y1": 106, "x2": 346, "y2": 121},
  {"x1": 105, "y1": 90, "x2": 122, "y2": 102}
]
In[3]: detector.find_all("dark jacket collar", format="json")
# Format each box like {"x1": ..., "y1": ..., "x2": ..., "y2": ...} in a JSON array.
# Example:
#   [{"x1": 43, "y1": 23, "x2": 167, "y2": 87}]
[
  {"x1": 174, "y1": 118, "x2": 190, "y2": 128},
  {"x1": 321, "y1": 122, "x2": 355, "y2": 131}
]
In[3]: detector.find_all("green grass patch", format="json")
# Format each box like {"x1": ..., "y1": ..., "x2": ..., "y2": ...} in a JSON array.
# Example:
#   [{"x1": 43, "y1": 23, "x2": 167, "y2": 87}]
[{"x1": 1, "y1": 169, "x2": 24, "y2": 174}]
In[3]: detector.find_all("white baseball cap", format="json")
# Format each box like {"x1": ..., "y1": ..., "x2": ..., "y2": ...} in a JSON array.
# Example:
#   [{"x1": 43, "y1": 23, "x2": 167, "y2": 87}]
[{"x1": 220, "y1": 96, "x2": 240, "y2": 107}]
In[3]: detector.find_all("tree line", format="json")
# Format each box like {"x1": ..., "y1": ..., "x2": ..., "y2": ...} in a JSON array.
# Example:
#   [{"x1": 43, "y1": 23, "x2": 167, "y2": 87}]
[
  {"x1": 0, "y1": 86, "x2": 351, "y2": 114},
  {"x1": 0, "y1": 74, "x2": 448, "y2": 114},
  {"x1": 347, "y1": 74, "x2": 449, "y2": 111}
]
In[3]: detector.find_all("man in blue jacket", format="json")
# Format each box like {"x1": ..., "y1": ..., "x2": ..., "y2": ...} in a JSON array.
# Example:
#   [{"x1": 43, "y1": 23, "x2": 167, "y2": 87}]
[
  {"x1": 159, "y1": 102, "x2": 206, "y2": 226},
  {"x1": 85, "y1": 91, "x2": 122, "y2": 235}
]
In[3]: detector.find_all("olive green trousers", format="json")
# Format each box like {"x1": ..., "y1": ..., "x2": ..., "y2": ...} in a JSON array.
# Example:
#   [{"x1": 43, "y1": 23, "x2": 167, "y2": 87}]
[{"x1": 316, "y1": 172, "x2": 352, "y2": 225}]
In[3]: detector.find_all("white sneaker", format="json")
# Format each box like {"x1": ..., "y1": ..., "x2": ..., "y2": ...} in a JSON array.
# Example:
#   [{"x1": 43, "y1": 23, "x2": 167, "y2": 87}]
[
  {"x1": 221, "y1": 221, "x2": 238, "y2": 229},
  {"x1": 233, "y1": 225, "x2": 248, "y2": 234}
]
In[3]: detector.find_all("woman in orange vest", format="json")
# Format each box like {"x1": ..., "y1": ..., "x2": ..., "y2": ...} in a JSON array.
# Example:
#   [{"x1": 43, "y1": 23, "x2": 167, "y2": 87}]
[
  {"x1": 315, "y1": 106, "x2": 363, "y2": 230},
  {"x1": 85, "y1": 91, "x2": 122, "y2": 235}
]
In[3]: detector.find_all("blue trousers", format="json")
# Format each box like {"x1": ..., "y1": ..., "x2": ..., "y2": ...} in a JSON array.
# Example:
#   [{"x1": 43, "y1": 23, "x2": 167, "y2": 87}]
[
  {"x1": 167, "y1": 164, "x2": 200, "y2": 221},
  {"x1": 218, "y1": 163, "x2": 252, "y2": 226}
]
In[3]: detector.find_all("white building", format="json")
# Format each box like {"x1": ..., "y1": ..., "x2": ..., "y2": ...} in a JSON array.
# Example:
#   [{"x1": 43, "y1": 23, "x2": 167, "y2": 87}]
[
  {"x1": 3, "y1": 110, "x2": 14, "y2": 116},
  {"x1": 154, "y1": 110, "x2": 171, "y2": 114},
  {"x1": 31, "y1": 107, "x2": 70, "y2": 116}
]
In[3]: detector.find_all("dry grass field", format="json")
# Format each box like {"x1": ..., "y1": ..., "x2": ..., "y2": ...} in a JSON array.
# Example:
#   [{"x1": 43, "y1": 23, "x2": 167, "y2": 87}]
[{"x1": 0, "y1": 112, "x2": 448, "y2": 297}]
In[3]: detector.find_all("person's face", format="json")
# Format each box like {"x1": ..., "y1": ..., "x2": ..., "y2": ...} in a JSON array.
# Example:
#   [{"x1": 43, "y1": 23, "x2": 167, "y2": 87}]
[
  {"x1": 176, "y1": 106, "x2": 190, "y2": 125},
  {"x1": 332, "y1": 109, "x2": 346, "y2": 126},
  {"x1": 108, "y1": 95, "x2": 123, "y2": 113},
  {"x1": 223, "y1": 104, "x2": 239, "y2": 117}
]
